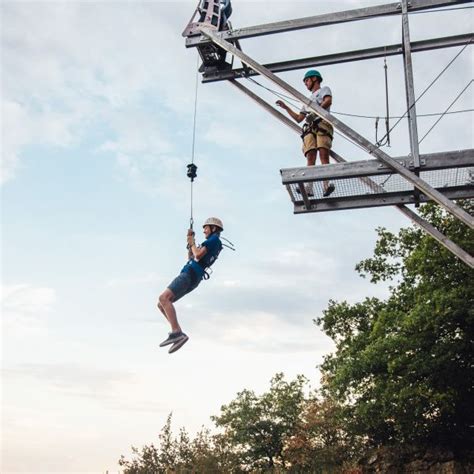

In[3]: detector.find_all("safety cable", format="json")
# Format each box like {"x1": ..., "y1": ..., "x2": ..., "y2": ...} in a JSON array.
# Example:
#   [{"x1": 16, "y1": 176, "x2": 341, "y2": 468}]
[
  {"x1": 409, "y1": 5, "x2": 474, "y2": 15},
  {"x1": 332, "y1": 108, "x2": 474, "y2": 119},
  {"x1": 246, "y1": 76, "x2": 301, "y2": 106},
  {"x1": 419, "y1": 79, "x2": 473, "y2": 144},
  {"x1": 245, "y1": 76, "x2": 473, "y2": 120},
  {"x1": 188, "y1": 55, "x2": 200, "y2": 231}
]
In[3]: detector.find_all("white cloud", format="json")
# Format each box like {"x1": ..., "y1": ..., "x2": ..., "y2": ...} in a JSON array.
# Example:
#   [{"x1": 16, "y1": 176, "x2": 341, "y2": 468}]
[
  {"x1": 105, "y1": 272, "x2": 161, "y2": 288},
  {"x1": 1, "y1": 1, "x2": 194, "y2": 185},
  {"x1": 1, "y1": 283, "x2": 56, "y2": 316},
  {"x1": 1, "y1": 284, "x2": 57, "y2": 341},
  {"x1": 198, "y1": 309, "x2": 332, "y2": 354}
]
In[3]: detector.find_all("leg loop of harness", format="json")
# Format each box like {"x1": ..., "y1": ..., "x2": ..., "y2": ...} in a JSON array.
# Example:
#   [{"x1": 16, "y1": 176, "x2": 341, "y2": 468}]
[{"x1": 301, "y1": 120, "x2": 333, "y2": 141}]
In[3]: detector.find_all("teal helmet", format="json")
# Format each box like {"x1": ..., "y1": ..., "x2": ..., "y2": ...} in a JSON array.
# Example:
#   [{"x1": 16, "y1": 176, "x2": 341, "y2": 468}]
[{"x1": 303, "y1": 69, "x2": 323, "y2": 82}]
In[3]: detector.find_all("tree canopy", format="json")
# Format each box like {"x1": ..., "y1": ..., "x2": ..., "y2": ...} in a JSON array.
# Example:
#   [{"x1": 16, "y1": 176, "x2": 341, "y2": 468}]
[{"x1": 318, "y1": 201, "x2": 474, "y2": 453}]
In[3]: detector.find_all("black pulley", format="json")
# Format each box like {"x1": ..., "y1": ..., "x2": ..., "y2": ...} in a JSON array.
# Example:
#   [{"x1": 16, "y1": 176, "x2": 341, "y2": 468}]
[{"x1": 187, "y1": 163, "x2": 198, "y2": 182}]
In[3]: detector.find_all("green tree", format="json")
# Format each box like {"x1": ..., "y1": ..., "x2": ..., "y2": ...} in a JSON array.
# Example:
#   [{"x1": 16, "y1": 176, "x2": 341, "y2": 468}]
[
  {"x1": 212, "y1": 373, "x2": 308, "y2": 470},
  {"x1": 317, "y1": 201, "x2": 474, "y2": 454},
  {"x1": 119, "y1": 413, "x2": 241, "y2": 473}
]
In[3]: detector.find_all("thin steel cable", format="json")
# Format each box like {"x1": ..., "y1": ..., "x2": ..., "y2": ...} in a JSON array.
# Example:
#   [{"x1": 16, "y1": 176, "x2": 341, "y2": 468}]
[
  {"x1": 245, "y1": 76, "x2": 473, "y2": 119},
  {"x1": 409, "y1": 5, "x2": 474, "y2": 14},
  {"x1": 332, "y1": 108, "x2": 473, "y2": 119},
  {"x1": 419, "y1": 79, "x2": 473, "y2": 144},
  {"x1": 190, "y1": 55, "x2": 200, "y2": 230},
  {"x1": 246, "y1": 77, "x2": 301, "y2": 107}
]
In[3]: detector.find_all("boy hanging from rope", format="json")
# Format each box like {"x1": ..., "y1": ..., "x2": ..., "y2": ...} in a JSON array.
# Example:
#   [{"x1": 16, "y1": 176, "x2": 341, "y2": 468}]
[{"x1": 157, "y1": 217, "x2": 224, "y2": 353}]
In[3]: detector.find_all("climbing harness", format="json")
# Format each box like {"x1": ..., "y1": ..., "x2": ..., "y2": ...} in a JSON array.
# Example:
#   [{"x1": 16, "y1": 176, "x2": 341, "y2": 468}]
[
  {"x1": 201, "y1": 235, "x2": 235, "y2": 280},
  {"x1": 301, "y1": 116, "x2": 333, "y2": 141},
  {"x1": 193, "y1": 234, "x2": 235, "y2": 281}
]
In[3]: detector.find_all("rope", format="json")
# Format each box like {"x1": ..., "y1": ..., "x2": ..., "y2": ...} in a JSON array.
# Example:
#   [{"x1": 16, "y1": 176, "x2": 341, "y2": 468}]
[
  {"x1": 189, "y1": 55, "x2": 200, "y2": 230},
  {"x1": 419, "y1": 79, "x2": 473, "y2": 144}
]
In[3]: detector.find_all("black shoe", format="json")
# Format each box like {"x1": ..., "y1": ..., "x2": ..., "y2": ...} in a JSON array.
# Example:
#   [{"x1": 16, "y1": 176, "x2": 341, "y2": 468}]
[
  {"x1": 169, "y1": 334, "x2": 189, "y2": 354},
  {"x1": 296, "y1": 186, "x2": 314, "y2": 197},
  {"x1": 159, "y1": 331, "x2": 185, "y2": 347},
  {"x1": 323, "y1": 183, "x2": 335, "y2": 197}
]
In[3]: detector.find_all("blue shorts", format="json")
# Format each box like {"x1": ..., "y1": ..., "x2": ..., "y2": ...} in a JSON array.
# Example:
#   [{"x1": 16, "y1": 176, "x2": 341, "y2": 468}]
[{"x1": 167, "y1": 271, "x2": 201, "y2": 302}]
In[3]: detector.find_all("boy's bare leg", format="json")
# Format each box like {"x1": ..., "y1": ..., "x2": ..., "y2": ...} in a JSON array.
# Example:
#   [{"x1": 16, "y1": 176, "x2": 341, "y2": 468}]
[
  {"x1": 319, "y1": 148, "x2": 331, "y2": 192},
  {"x1": 306, "y1": 149, "x2": 317, "y2": 166},
  {"x1": 157, "y1": 301, "x2": 169, "y2": 322},
  {"x1": 158, "y1": 289, "x2": 182, "y2": 333},
  {"x1": 303, "y1": 149, "x2": 317, "y2": 195}
]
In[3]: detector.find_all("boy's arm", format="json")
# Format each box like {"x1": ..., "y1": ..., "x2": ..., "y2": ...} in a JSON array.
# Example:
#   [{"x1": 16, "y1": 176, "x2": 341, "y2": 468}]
[
  {"x1": 187, "y1": 230, "x2": 208, "y2": 261},
  {"x1": 275, "y1": 100, "x2": 305, "y2": 123}
]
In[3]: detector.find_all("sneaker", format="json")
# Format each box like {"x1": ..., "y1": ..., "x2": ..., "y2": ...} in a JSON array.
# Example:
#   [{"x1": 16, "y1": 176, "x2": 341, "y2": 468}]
[
  {"x1": 159, "y1": 331, "x2": 185, "y2": 347},
  {"x1": 323, "y1": 183, "x2": 335, "y2": 197},
  {"x1": 296, "y1": 186, "x2": 314, "y2": 197},
  {"x1": 169, "y1": 334, "x2": 189, "y2": 354}
]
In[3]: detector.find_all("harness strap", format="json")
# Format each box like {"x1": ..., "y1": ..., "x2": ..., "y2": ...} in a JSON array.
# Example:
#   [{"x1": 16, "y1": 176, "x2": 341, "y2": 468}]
[{"x1": 301, "y1": 120, "x2": 334, "y2": 140}]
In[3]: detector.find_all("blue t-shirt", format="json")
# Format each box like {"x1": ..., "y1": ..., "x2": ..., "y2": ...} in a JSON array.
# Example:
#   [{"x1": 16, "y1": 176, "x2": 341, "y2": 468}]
[{"x1": 181, "y1": 233, "x2": 222, "y2": 281}]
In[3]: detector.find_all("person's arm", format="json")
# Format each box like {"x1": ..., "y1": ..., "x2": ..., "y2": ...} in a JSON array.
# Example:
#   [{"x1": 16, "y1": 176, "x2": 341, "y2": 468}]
[
  {"x1": 186, "y1": 230, "x2": 208, "y2": 261},
  {"x1": 275, "y1": 100, "x2": 305, "y2": 123},
  {"x1": 320, "y1": 95, "x2": 332, "y2": 110}
]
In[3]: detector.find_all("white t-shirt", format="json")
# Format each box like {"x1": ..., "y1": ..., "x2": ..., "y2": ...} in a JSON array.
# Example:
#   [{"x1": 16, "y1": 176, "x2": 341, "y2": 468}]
[{"x1": 300, "y1": 86, "x2": 332, "y2": 115}]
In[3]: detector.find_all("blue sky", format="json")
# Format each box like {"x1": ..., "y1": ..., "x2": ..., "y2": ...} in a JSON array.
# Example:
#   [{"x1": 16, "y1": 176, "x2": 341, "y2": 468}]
[{"x1": 2, "y1": 0, "x2": 473, "y2": 472}]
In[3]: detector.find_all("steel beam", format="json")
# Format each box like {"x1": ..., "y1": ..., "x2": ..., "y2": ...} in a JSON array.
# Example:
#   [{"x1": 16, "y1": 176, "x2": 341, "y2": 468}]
[
  {"x1": 187, "y1": 0, "x2": 471, "y2": 47},
  {"x1": 203, "y1": 34, "x2": 473, "y2": 82},
  {"x1": 396, "y1": 203, "x2": 474, "y2": 267},
  {"x1": 292, "y1": 188, "x2": 474, "y2": 212},
  {"x1": 226, "y1": 66, "x2": 474, "y2": 268},
  {"x1": 201, "y1": 27, "x2": 474, "y2": 230},
  {"x1": 402, "y1": 0, "x2": 421, "y2": 168},
  {"x1": 402, "y1": 0, "x2": 422, "y2": 205},
  {"x1": 281, "y1": 149, "x2": 473, "y2": 183}
]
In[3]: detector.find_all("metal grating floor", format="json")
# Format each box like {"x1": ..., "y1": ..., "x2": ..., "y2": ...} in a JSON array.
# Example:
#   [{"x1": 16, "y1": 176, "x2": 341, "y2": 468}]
[{"x1": 287, "y1": 167, "x2": 474, "y2": 202}]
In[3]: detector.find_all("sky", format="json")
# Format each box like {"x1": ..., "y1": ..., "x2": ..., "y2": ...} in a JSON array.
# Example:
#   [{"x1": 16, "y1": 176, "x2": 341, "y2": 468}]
[{"x1": 1, "y1": 0, "x2": 473, "y2": 472}]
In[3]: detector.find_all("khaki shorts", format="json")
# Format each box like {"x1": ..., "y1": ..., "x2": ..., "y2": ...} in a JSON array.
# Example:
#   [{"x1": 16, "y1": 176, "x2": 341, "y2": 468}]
[{"x1": 302, "y1": 122, "x2": 333, "y2": 156}]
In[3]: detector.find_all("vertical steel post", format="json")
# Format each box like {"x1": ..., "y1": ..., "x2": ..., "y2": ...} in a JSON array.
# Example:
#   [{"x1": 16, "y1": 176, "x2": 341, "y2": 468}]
[{"x1": 401, "y1": 0, "x2": 422, "y2": 204}]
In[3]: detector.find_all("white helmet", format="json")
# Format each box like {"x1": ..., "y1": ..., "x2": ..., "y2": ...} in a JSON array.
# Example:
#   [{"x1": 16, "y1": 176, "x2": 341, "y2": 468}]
[{"x1": 203, "y1": 217, "x2": 224, "y2": 231}]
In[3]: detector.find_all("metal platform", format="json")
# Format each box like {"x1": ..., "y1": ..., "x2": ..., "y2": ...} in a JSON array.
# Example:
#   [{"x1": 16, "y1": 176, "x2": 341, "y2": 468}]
[{"x1": 281, "y1": 150, "x2": 474, "y2": 213}]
